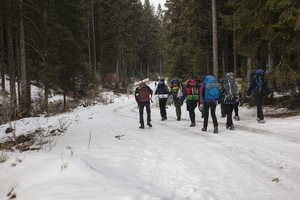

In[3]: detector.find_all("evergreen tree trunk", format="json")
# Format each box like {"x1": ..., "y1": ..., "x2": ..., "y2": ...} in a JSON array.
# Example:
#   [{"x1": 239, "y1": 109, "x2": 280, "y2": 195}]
[
  {"x1": 140, "y1": 63, "x2": 143, "y2": 79},
  {"x1": 0, "y1": 67, "x2": 4, "y2": 91},
  {"x1": 159, "y1": 49, "x2": 163, "y2": 76},
  {"x1": 63, "y1": 91, "x2": 67, "y2": 111},
  {"x1": 147, "y1": 64, "x2": 150, "y2": 78},
  {"x1": 212, "y1": 0, "x2": 219, "y2": 79},
  {"x1": 27, "y1": 80, "x2": 31, "y2": 105},
  {"x1": 233, "y1": 16, "x2": 237, "y2": 77},
  {"x1": 87, "y1": 11, "x2": 92, "y2": 70},
  {"x1": 7, "y1": 0, "x2": 17, "y2": 119},
  {"x1": 0, "y1": 10, "x2": 5, "y2": 91},
  {"x1": 91, "y1": 0, "x2": 97, "y2": 79},
  {"x1": 222, "y1": 48, "x2": 226, "y2": 75},
  {"x1": 246, "y1": 57, "x2": 252, "y2": 86},
  {"x1": 44, "y1": 86, "x2": 49, "y2": 113},
  {"x1": 267, "y1": 41, "x2": 273, "y2": 73},
  {"x1": 42, "y1": 1, "x2": 49, "y2": 112},
  {"x1": 19, "y1": 0, "x2": 30, "y2": 116}
]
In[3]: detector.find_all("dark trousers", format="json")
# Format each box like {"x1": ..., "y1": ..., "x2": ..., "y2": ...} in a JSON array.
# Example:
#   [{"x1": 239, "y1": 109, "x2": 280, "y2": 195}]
[
  {"x1": 224, "y1": 104, "x2": 235, "y2": 127},
  {"x1": 139, "y1": 102, "x2": 151, "y2": 125},
  {"x1": 221, "y1": 102, "x2": 226, "y2": 117},
  {"x1": 159, "y1": 98, "x2": 168, "y2": 119},
  {"x1": 187, "y1": 100, "x2": 198, "y2": 123},
  {"x1": 174, "y1": 98, "x2": 182, "y2": 120},
  {"x1": 203, "y1": 102, "x2": 218, "y2": 128},
  {"x1": 234, "y1": 102, "x2": 239, "y2": 117},
  {"x1": 255, "y1": 93, "x2": 264, "y2": 120}
]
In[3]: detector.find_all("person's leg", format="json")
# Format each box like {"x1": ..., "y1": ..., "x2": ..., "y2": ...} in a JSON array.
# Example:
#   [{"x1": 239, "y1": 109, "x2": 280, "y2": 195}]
[
  {"x1": 159, "y1": 99, "x2": 164, "y2": 119},
  {"x1": 202, "y1": 102, "x2": 209, "y2": 130},
  {"x1": 226, "y1": 104, "x2": 234, "y2": 129},
  {"x1": 175, "y1": 101, "x2": 181, "y2": 120},
  {"x1": 260, "y1": 95, "x2": 265, "y2": 120},
  {"x1": 221, "y1": 102, "x2": 226, "y2": 117},
  {"x1": 224, "y1": 104, "x2": 230, "y2": 128},
  {"x1": 190, "y1": 101, "x2": 197, "y2": 126},
  {"x1": 139, "y1": 103, "x2": 145, "y2": 128},
  {"x1": 210, "y1": 102, "x2": 218, "y2": 128},
  {"x1": 187, "y1": 101, "x2": 196, "y2": 126},
  {"x1": 145, "y1": 102, "x2": 151, "y2": 126},
  {"x1": 234, "y1": 102, "x2": 239, "y2": 116},
  {"x1": 162, "y1": 98, "x2": 167, "y2": 119},
  {"x1": 255, "y1": 94, "x2": 264, "y2": 120}
]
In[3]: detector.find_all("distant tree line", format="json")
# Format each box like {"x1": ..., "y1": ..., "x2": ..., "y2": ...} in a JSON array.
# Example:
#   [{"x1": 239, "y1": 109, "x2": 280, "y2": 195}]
[
  {"x1": 164, "y1": 0, "x2": 300, "y2": 96},
  {"x1": 0, "y1": 0, "x2": 163, "y2": 119}
]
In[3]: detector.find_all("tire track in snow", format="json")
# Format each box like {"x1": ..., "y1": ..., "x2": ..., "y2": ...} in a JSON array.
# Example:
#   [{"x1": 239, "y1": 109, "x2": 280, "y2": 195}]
[{"x1": 113, "y1": 103, "x2": 300, "y2": 198}]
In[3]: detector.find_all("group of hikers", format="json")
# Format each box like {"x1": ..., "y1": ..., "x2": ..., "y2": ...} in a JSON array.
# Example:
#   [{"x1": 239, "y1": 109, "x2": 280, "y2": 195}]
[{"x1": 134, "y1": 69, "x2": 270, "y2": 134}]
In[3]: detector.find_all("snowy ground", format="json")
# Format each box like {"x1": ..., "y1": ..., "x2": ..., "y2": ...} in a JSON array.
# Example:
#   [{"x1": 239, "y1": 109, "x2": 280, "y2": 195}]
[{"x1": 0, "y1": 84, "x2": 300, "y2": 200}]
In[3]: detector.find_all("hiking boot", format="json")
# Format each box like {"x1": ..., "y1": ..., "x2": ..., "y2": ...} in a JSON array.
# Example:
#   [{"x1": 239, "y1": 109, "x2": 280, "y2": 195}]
[
  {"x1": 139, "y1": 124, "x2": 145, "y2": 129},
  {"x1": 190, "y1": 122, "x2": 196, "y2": 127},
  {"x1": 147, "y1": 122, "x2": 152, "y2": 127},
  {"x1": 257, "y1": 119, "x2": 266, "y2": 124},
  {"x1": 234, "y1": 116, "x2": 240, "y2": 121},
  {"x1": 213, "y1": 127, "x2": 219, "y2": 134},
  {"x1": 201, "y1": 127, "x2": 207, "y2": 132}
]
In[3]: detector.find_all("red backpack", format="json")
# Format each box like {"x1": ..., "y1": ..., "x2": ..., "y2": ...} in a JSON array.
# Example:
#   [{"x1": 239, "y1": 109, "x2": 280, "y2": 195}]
[{"x1": 138, "y1": 86, "x2": 151, "y2": 102}]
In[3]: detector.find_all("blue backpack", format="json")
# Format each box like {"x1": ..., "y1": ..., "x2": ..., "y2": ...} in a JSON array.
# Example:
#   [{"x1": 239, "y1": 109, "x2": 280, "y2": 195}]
[
  {"x1": 204, "y1": 75, "x2": 221, "y2": 100},
  {"x1": 253, "y1": 69, "x2": 264, "y2": 93}
]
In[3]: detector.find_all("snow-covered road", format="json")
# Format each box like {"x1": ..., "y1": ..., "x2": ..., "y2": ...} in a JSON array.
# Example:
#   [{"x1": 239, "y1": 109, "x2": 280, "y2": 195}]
[{"x1": 1, "y1": 92, "x2": 300, "y2": 200}]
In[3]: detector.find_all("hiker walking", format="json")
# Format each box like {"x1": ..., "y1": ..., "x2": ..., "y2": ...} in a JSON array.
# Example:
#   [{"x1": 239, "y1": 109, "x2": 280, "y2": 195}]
[
  {"x1": 155, "y1": 79, "x2": 169, "y2": 121},
  {"x1": 220, "y1": 73, "x2": 239, "y2": 130},
  {"x1": 200, "y1": 75, "x2": 220, "y2": 133},
  {"x1": 135, "y1": 81, "x2": 153, "y2": 129},
  {"x1": 247, "y1": 69, "x2": 270, "y2": 123},
  {"x1": 183, "y1": 80, "x2": 200, "y2": 127},
  {"x1": 233, "y1": 78, "x2": 244, "y2": 121},
  {"x1": 170, "y1": 79, "x2": 184, "y2": 121},
  {"x1": 219, "y1": 77, "x2": 226, "y2": 118}
]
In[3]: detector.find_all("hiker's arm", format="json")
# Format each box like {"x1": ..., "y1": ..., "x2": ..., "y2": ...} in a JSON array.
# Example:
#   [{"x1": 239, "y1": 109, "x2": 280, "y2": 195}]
[
  {"x1": 148, "y1": 86, "x2": 153, "y2": 98},
  {"x1": 134, "y1": 88, "x2": 139, "y2": 104},
  {"x1": 199, "y1": 84, "x2": 205, "y2": 104}
]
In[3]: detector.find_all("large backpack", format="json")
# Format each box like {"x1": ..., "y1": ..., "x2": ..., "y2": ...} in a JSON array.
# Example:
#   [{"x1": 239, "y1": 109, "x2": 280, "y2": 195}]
[
  {"x1": 253, "y1": 69, "x2": 264, "y2": 93},
  {"x1": 204, "y1": 75, "x2": 221, "y2": 100},
  {"x1": 138, "y1": 86, "x2": 151, "y2": 102},
  {"x1": 223, "y1": 74, "x2": 239, "y2": 100},
  {"x1": 170, "y1": 80, "x2": 180, "y2": 94}
]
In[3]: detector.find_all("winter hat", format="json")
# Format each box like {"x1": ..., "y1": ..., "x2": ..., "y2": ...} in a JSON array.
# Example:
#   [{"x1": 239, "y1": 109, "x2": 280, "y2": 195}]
[{"x1": 188, "y1": 80, "x2": 197, "y2": 86}]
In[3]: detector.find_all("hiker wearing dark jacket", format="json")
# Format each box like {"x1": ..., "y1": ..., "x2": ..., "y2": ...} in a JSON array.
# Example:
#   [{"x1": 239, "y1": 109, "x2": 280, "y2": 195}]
[
  {"x1": 233, "y1": 78, "x2": 243, "y2": 121},
  {"x1": 183, "y1": 80, "x2": 200, "y2": 127},
  {"x1": 220, "y1": 73, "x2": 239, "y2": 130},
  {"x1": 218, "y1": 77, "x2": 226, "y2": 118},
  {"x1": 170, "y1": 80, "x2": 184, "y2": 121},
  {"x1": 199, "y1": 75, "x2": 220, "y2": 133},
  {"x1": 135, "y1": 82, "x2": 153, "y2": 129},
  {"x1": 155, "y1": 79, "x2": 169, "y2": 121},
  {"x1": 247, "y1": 69, "x2": 270, "y2": 123}
]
